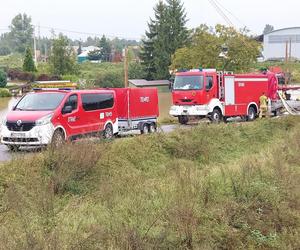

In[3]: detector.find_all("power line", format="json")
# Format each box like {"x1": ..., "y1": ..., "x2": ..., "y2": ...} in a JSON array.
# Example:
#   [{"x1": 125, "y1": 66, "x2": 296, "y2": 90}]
[
  {"x1": 35, "y1": 25, "x2": 140, "y2": 41},
  {"x1": 213, "y1": 0, "x2": 248, "y2": 29},
  {"x1": 0, "y1": 24, "x2": 140, "y2": 41},
  {"x1": 207, "y1": 0, "x2": 234, "y2": 27}
]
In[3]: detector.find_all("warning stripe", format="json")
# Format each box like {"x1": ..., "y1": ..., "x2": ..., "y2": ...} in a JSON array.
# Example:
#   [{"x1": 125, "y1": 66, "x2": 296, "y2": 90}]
[{"x1": 235, "y1": 78, "x2": 268, "y2": 82}]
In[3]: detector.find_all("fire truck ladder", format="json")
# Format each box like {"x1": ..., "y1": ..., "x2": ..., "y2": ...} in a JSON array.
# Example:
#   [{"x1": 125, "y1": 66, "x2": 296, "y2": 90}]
[
  {"x1": 278, "y1": 91, "x2": 300, "y2": 116},
  {"x1": 217, "y1": 71, "x2": 225, "y2": 100}
]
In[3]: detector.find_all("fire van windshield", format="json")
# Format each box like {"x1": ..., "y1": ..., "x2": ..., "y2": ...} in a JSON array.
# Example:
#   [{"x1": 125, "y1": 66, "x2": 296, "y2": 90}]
[
  {"x1": 173, "y1": 76, "x2": 204, "y2": 90},
  {"x1": 15, "y1": 92, "x2": 66, "y2": 111}
]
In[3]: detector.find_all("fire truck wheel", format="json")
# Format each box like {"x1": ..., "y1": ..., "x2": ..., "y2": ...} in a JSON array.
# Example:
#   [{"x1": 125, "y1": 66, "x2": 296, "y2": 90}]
[
  {"x1": 103, "y1": 124, "x2": 113, "y2": 139},
  {"x1": 141, "y1": 123, "x2": 149, "y2": 134},
  {"x1": 51, "y1": 129, "x2": 65, "y2": 147},
  {"x1": 211, "y1": 109, "x2": 222, "y2": 123},
  {"x1": 247, "y1": 106, "x2": 256, "y2": 121},
  {"x1": 149, "y1": 123, "x2": 157, "y2": 133},
  {"x1": 178, "y1": 115, "x2": 188, "y2": 125},
  {"x1": 7, "y1": 145, "x2": 20, "y2": 151}
]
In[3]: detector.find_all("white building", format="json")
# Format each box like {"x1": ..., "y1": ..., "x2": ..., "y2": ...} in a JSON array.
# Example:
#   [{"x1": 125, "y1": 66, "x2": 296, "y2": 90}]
[{"x1": 263, "y1": 27, "x2": 300, "y2": 61}]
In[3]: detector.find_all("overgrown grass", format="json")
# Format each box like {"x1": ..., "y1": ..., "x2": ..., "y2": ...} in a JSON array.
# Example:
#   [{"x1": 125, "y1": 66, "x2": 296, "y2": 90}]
[{"x1": 0, "y1": 117, "x2": 299, "y2": 249}]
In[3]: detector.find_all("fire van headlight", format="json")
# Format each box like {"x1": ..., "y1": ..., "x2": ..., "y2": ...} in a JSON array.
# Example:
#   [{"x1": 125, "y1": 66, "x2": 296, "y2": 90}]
[
  {"x1": 35, "y1": 113, "x2": 53, "y2": 126},
  {"x1": 170, "y1": 106, "x2": 177, "y2": 111}
]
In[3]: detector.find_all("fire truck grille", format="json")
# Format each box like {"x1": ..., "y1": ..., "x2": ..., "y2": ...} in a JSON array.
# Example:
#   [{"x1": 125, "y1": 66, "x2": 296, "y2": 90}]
[
  {"x1": 180, "y1": 99, "x2": 193, "y2": 103},
  {"x1": 6, "y1": 121, "x2": 35, "y2": 131}
]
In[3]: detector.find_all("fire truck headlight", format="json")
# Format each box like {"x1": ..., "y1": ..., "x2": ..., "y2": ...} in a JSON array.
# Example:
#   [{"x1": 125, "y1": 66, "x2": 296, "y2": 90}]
[{"x1": 36, "y1": 113, "x2": 53, "y2": 126}]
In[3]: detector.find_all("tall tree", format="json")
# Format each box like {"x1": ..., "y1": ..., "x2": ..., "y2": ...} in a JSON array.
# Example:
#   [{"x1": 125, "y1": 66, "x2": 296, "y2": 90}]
[
  {"x1": 140, "y1": 1, "x2": 166, "y2": 80},
  {"x1": 263, "y1": 24, "x2": 274, "y2": 34},
  {"x1": 23, "y1": 47, "x2": 36, "y2": 72},
  {"x1": 171, "y1": 24, "x2": 261, "y2": 72},
  {"x1": 0, "y1": 69, "x2": 7, "y2": 88},
  {"x1": 77, "y1": 41, "x2": 82, "y2": 55},
  {"x1": 99, "y1": 35, "x2": 111, "y2": 62},
  {"x1": 9, "y1": 13, "x2": 34, "y2": 53},
  {"x1": 140, "y1": 0, "x2": 188, "y2": 80},
  {"x1": 49, "y1": 34, "x2": 78, "y2": 75},
  {"x1": 166, "y1": 0, "x2": 189, "y2": 53}
]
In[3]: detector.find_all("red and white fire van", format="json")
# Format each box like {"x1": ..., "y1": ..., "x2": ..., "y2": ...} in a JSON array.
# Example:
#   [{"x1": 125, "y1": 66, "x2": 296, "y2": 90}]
[{"x1": 1, "y1": 88, "x2": 159, "y2": 150}]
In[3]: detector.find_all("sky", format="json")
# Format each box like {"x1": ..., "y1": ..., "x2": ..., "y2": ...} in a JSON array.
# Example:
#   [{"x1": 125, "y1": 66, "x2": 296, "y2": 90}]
[{"x1": 0, "y1": 0, "x2": 299, "y2": 40}]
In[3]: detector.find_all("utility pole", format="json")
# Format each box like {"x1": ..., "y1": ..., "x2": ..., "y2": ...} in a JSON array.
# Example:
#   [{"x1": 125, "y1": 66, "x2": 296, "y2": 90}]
[
  {"x1": 285, "y1": 41, "x2": 289, "y2": 86},
  {"x1": 33, "y1": 27, "x2": 37, "y2": 65},
  {"x1": 124, "y1": 47, "x2": 129, "y2": 87},
  {"x1": 289, "y1": 38, "x2": 292, "y2": 61}
]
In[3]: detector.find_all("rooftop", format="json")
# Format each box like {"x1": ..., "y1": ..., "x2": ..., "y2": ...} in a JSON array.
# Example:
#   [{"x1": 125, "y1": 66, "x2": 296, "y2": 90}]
[{"x1": 129, "y1": 79, "x2": 170, "y2": 87}]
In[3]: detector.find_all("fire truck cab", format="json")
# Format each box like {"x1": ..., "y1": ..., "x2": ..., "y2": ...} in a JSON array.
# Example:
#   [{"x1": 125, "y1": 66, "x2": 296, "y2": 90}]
[{"x1": 169, "y1": 69, "x2": 278, "y2": 124}]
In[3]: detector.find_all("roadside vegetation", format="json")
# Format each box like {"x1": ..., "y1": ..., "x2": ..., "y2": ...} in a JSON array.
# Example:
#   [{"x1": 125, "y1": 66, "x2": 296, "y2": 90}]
[{"x1": 0, "y1": 117, "x2": 299, "y2": 249}]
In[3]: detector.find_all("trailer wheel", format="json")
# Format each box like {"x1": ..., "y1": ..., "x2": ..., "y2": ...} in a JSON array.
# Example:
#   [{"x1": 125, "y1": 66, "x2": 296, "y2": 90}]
[
  {"x1": 210, "y1": 108, "x2": 222, "y2": 123},
  {"x1": 51, "y1": 129, "x2": 65, "y2": 147},
  {"x1": 247, "y1": 106, "x2": 256, "y2": 121},
  {"x1": 149, "y1": 123, "x2": 157, "y2": 133},
  {"x1": 178, "y1": 115, "x2": 188, "y2": 125},
  {"x1": 103, "y1": 124, "x2": 113, "y2": 140},
  {"x1": 7, "y1": 145, "x2": 20, "y2": 152},
  {"x1": 141, "y1": 123, "x2": 149, "y2": 134}
]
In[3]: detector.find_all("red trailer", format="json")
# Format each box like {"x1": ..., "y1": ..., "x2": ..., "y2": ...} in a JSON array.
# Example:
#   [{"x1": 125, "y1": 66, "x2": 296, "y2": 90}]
[
  {"x1": 169, "y1": 69, "x2": 279, "y2": 124},
  {"x1": 110, "y1": 88, "x2": 159, "y2": 134}
]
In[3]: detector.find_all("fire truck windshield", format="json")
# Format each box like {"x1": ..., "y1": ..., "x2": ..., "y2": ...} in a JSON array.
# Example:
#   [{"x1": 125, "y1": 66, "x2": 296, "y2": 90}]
[{"x1": 173, "y1": 76, "x2": 204, "y2": 90}]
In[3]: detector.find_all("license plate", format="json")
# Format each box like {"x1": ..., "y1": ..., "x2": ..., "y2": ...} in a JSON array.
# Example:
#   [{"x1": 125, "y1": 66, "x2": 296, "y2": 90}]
[{"x1": 11, "y1": 132, "x2": 26, "y2": 138}]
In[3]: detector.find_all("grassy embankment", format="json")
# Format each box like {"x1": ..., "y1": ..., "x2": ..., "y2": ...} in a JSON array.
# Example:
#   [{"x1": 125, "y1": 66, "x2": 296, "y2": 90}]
[{"x1": 0, "y1": 117, "x2": 299, "y2": 249}]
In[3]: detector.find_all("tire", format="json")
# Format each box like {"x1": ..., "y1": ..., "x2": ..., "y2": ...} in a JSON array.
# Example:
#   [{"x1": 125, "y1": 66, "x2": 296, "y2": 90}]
[
  {"x1": 210, "y1": 109, "x2": 222, "y2": 123},
  {"x1": 149, "y1": 123, "x2": 157, "y2": 133},
  {"x1": 7, "y1": 145, "x2": 20, "y2": 151},
  {"x1": 178, "y1": 115, "x2": 188, "y2": 125},
  {"x1": 141, "y1": 123, "x2": 149, "y2": 134},
  {"x1": 102, "y1": 124, "x2": 113, "y2": 140},
  {"x1": 51, "y1": 129, "x2": 65, "y2": 147},
  {"x1": 247, "y1": 106, "x2": 256, "y2": 121}
]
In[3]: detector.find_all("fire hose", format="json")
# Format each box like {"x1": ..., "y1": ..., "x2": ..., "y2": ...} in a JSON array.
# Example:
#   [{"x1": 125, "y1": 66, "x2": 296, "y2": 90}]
[{"x1": 277, "y1": 91, "x2": 300, "y2": 116}]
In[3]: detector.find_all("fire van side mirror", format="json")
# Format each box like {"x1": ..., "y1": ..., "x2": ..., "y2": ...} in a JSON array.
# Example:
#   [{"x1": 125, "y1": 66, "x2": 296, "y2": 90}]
[{"x1": 62, "y1": 105, "x2": 73, "y2": 114}]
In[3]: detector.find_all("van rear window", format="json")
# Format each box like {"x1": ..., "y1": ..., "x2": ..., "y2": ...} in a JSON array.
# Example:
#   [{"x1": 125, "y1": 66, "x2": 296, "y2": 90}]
[{"x1": 81, "y1": 93, "x2": 114, "y2": 111}]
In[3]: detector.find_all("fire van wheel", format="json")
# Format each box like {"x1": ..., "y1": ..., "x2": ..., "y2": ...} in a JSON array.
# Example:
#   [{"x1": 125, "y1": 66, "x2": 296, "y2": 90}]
[
  {"x1": 141, "y1": 124, "x2": 149, "y2": 134},
  {"x1": 51, "y1": 130, "x2": 65, "y2": 147},
  {"x1": 7, "y1": 145, "x2": 20, "y2": 152},
  {"x1": 247, "y1": 106, "x2": 256, "y2": 122},
  {"x1": 178, "y1": 115, "x2": 188, "y2": 125},
  {"x1": 103, "y1": 124, "x2": 113, "y2": 140},
  {"x1": 149, "y1": 123, "x2": 157, "y2": 133},
  {"x1": 210, "y1": 109, "x2": 222, "y2": 123}
]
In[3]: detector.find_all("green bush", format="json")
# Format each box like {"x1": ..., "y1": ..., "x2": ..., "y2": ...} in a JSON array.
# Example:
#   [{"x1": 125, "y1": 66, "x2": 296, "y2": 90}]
[
  {"x1": 0, "y1": 88, "x2": 12, "y2": 97},
  {"x1": 0, "y1": 69, "x2": 7, "y2": 87}
]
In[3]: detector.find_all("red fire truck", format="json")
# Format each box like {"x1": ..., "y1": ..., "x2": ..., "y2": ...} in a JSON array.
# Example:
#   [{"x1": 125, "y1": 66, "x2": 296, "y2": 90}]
[
  {"x1": 1, "y1": 88, "x2": 159, "y2": 150},
  {"x1": 169, "y1": 69, "x2": 279, "y2": 124}
]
